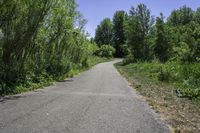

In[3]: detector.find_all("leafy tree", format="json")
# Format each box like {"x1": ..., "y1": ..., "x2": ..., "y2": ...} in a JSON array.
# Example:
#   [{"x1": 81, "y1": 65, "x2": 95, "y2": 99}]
[
  {"x1": 168, "y1": 6, "x2": 194, "y2": 26},
  {"x1": 125, "y1": 4, "x2": 153, "y2": 60},
  {"x1": 0, "y1": 0, "x2": 54, "y2": 83},
  {"x1": 94, "y1": 18, "x2": 113, "y2": 46},
  {"x1": 195, "y1": 7, "x2": 200, "y2": 24},
  {"x1": 75, "y1": 11, "x2": 88, "y2": 30},
  {"x1": 179, "y1": 6, "x2": 194, "y2": 25},
  {"x1": 112, "y1": 10, "x2": 127, "y2": 57},
  {"x1": 0, "y1": 0, "x2": 99, "y2": 94},
  {"x1": 154, "y1": 13, "x2": 170, "y2": 62}
]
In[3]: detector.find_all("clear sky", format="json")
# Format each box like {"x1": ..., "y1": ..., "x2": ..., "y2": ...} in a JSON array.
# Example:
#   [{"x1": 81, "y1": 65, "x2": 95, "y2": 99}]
[{"x1": 76, "y1": 0, "x2": 200, "y2": 37}]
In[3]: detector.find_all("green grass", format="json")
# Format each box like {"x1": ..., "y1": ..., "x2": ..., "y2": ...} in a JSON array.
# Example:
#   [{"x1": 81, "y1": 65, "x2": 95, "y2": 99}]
[{"x1": 116, "y1": 61, "x2": 200, "y2": 100}]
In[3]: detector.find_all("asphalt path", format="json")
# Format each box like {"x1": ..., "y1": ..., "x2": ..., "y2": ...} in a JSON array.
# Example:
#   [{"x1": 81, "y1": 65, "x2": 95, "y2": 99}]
[{"x1": 0, "y1": 59, "x2": 170, "y2": 133}]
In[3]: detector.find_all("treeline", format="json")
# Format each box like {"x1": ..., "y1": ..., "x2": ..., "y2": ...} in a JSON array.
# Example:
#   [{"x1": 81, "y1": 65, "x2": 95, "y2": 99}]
[
  {"x1": 94, "y1": 4, "x2": 200, "y2": 62},
  {"x1": 0, "y1": 0, "x2": 100, "y2": 94},
  {"x1": 95, "y1": 4, "x2": 200, "y2": 99}
]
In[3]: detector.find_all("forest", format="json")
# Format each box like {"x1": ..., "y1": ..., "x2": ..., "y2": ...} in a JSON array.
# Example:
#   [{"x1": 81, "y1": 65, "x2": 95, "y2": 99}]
[
  {"x1": 0, "y1": 0, "x2": 112, "y2": 95},
  {"x1": 0, "y1": 1, "x2": 199, "y2": 100},
  {"x1": 0, "y1": 1, "x2": 200, "y2": 132},
  {"x1": 94, "y1": 4, "x2": 200, "y2": 99}
]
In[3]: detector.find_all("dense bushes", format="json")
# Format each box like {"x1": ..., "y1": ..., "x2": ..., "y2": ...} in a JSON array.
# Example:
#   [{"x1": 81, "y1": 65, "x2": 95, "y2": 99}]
[
  {"x1": 94, "y1": 45, "x2": 115, "y2": 58},
  {"x1": 122, "y1": 54, "x2": 135, "y2": 65},
  {"x1": 0, "y1": 0, "x2": 101, "y2": 95},
  {"x1": 158, "y1": 63, "x2": 200, "y2": 99}
]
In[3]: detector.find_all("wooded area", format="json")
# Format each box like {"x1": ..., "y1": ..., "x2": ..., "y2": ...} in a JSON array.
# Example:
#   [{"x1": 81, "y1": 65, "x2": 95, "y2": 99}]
[
  {"x1": 94, "y1": 4, "x2": 200, "y2": 99},
  {"x1": 0, "y1": 1, "x2": 199, "y2": 132},
  {"x1": 0, "y1": 1, "x2": 199, "y2": 99},
  {"x1": 0, "y1": 0, "x2": 106, "y2": 95}
]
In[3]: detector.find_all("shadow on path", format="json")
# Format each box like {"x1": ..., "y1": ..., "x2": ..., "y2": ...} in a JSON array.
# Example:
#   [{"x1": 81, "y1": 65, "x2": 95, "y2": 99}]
[
  {"x1": 58, "y1": 79, "x2": 74, "y2": 83},
  {"x1": 0, "y1": 95, "x2": 27, "y2": 104}
]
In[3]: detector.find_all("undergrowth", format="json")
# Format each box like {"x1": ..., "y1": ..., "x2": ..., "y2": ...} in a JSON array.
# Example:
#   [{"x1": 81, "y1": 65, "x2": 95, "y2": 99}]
[
  {"x1": 120, "y1": 61, "x2": 200, "y2": 100},
  {"x1": 0, "y1": 57, "x2": 109, "y2": 96}
]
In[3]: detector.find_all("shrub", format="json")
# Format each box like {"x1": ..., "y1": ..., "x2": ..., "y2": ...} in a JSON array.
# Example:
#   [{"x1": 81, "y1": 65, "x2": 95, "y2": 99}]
[
  {"x1": 171, "y1": 42, "x2": 191, "y2": 62},
  {"x1": 122, "y1": 54, "x2": 135, "y2": 65},
  {"x1": 121, "y1": 61, "x2": 200, "y2": 99},
  {"x1": 94, "y1": 45, "x2": 115, "y2": 58}
]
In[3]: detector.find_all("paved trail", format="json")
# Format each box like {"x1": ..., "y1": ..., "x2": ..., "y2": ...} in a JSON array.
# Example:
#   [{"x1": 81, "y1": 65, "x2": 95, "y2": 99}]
[{"x1": 0, "y1": 60, "x2": 170, "y2": 133}]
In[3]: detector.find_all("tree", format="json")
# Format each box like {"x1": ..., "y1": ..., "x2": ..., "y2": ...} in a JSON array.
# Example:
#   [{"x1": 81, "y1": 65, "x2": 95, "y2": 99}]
[
  {"x1": 195, "y1": 7, "x2": 200, "y2": 24},
  {"x1": 166, "y1": 7, "x2": 200, "y2": 62},
  {"x1": 0, "y1": 0, "x2": 54, "y2": 83},
  {"x1": 74, "y1": 11, "x2": 88, "y2": 30},
  {"x1": 112, "y1": 10, "x2": 127, "y2": 57},
  {"x1": 125, "y1": 4, "x2": 153, "y2": 60},
  {"x1": 168, "y1": 6, "x2": 194, "y2": 26},
  {"x1": 0, "y1": 0, "x2": 98, "y2": 93},
  {"x1": 94, "y1": 18, "x2": 113, "y2": 46},
  {"x1": 154, "y1": 13, "x2": 169, "y2": 62}
]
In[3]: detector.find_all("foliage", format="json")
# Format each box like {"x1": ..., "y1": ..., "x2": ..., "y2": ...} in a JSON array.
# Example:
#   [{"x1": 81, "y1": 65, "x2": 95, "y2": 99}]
[
  {"x1": 112, "y1": 10, "x2": 128, "y2": 57},
  {"x1": 94, "y1": 4, "x2": 200, "y2": 63},
  {"x1": 122, "y1": 54, "x2": 135, "y2": 65},
  {"x1": 125, "y1": 4, "x2": 153, "y2": 60},
  {"x1": 94, "y1": 18, "x2": 113, "y2": 46},
  {"x1": 94, "y1": 45, "x2": 115, "y2": 58},
  {"x1": 114, "y1": 3, "x2": 200, "y2": 100},
  {"x1": 168, "y1": 6, "x2": 194, "y2": 26},
  {"x1": 154, "y1": 13, "x2": 170, "y2": 62},
  {"x1": 120, "y1": 61, "x2": 200, "y2": 99},
  {"x1": 0, "y1": 0, "x2": 103, "y2": 95}
]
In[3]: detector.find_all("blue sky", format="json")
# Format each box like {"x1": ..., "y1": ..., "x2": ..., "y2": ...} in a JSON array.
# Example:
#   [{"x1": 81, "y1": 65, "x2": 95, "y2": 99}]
[{"x1": 76, "y1": 0, "x2": 200, "y2": 37}]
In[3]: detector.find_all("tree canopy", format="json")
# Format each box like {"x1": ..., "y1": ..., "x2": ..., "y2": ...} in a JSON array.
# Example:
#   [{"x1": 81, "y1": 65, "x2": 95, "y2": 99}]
[
  {"x1": 94, "y1": 18, "x2": 113, "y2": 46},
  {"x1": 94, "y1": 4, "x2": 200, "y2": 62},
  {"x1": 112, "y1": 10, "x2": 127, "y2": 57},
  {"x1": 0, "y1": 0, "x2": 99, "y2": 94}
]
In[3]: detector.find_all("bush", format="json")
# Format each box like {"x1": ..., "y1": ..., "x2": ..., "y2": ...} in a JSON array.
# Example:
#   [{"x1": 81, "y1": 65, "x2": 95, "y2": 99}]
[
  {"x1": 121, "y1": 61, "x2": 200, "y2": 99},
  {"x1": 94, "y1": 45, "x2": 115, "y2": 58},
  {"x1": 158, "y1": 66, "x2": 171, "y2": 82},
  {"x1": 122, "y1": 54, "x2": 135, "y2": 65},
  {"x1": 171, "y1": 42, "x2": 191, "y2": 62}
]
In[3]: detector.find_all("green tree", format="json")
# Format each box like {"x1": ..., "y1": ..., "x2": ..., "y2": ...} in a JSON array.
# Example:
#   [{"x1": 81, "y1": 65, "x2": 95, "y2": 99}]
[
  {"x1": 166, "y1": 6, "x2": 200, "y2": 62},
  {"x1": 154, "y1": 13, "x2": 170, "y2": 62},
  {"x1": 112, "y1": 10, "x2": 127, "y2": 57},
  {"x1": 94, "y1": 18, "x2": 113, "y2": 46},
  {"x1": 0, "y1": 0, "x2": 54, "y2": 83},
  {"x1": 168, "y1": 6, "x2": 194, "y2": 26},
  {"x1": 0, "y1": 0, "x2": 98, "y2": 94},
  {"x1": 195, "y1": 7, "x2": 200, "y2": 24},
  {"x1": 125, "y1": 4, "x2": 153, "y2": 60}
]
